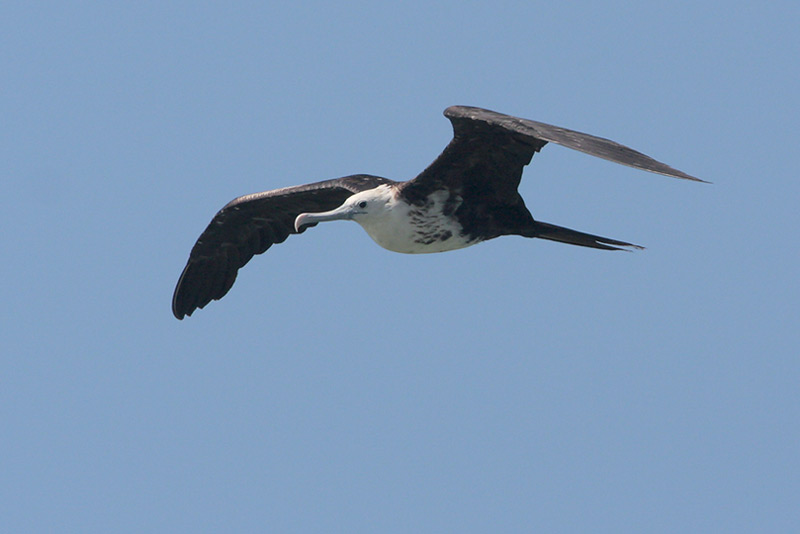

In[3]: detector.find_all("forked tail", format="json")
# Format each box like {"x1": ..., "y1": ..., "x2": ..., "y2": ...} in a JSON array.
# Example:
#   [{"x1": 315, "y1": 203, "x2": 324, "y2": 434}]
[{"x1": 532, "y1": 221, "x2": 643, "y2": 251}]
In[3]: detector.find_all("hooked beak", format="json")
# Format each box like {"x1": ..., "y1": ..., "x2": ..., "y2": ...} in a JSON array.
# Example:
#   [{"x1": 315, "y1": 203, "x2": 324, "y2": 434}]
[{"x1": 294, "y1": 203, "x2": 356, "y2": 232}]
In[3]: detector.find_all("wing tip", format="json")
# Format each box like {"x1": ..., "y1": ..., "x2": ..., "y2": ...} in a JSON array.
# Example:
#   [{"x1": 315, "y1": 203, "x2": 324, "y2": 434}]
[
  {"x1": 171, "y1": 262, "x2": 206, "y2": 320},
  {"x1": 172, "y1": 291, "x2": 191, "y2": 320},
  {"x1": 661, "y1": 168, "x2": 710, "y2": 184}
]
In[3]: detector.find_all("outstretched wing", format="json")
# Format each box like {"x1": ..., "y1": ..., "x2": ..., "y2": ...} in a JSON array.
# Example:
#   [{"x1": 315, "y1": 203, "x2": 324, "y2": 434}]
[
  {"x1": 172, "y1": 174, "x2": 393, "y2": 319},
  {"x1": 450, "y1": 105, "x2": 704, "y2": 180},
  {"x1": 401, "y1": 105, "x2": 704, "y2": 204}
]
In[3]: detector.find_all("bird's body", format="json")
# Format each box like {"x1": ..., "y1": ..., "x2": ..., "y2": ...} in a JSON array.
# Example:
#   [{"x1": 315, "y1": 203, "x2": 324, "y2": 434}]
[
  {"x1": 308, "y1": 184, "x2": 478, "y2": 254},
  {"x1": 172, "y1": 106, "x2": 703, "y2": 319}
]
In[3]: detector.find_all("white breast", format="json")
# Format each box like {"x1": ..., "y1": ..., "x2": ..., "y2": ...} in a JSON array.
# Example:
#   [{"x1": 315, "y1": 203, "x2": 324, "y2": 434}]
[{"x1": 355, "y1": 189, "x2": 478, "y2": 254}]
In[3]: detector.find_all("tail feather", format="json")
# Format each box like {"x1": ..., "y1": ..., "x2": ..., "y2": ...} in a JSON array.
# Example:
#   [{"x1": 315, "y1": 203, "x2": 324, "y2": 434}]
[{"x1": 532, "y1": 221, "x2": 643, "y2": 251}]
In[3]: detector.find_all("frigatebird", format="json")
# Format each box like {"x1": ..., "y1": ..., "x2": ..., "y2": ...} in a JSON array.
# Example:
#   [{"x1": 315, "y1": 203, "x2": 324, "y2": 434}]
[{"x1": 172, "y1": 105, "x2": 703, "y2": 319}]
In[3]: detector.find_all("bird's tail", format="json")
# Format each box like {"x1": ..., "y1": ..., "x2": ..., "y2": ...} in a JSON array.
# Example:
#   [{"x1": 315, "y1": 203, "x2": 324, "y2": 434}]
[{"x1": 531, "y1": 221, "x2": 643, "y2": 251}]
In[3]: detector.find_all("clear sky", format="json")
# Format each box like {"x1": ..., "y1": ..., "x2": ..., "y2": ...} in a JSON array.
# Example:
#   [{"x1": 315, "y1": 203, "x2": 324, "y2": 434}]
[{"x1": 3, "y1": 1, "x2": 798, "y2": 532}]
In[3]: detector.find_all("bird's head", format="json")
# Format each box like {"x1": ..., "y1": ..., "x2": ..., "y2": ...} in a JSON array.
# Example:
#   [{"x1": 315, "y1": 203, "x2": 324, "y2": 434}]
[{"x1": 294, "y1": 184, "x2": 395, "y2": 232}]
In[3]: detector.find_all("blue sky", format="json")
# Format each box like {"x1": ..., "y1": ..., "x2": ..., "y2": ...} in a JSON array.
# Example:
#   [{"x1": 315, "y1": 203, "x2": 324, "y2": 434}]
[{"x1": 3, "y1": 1, "x2": 798, "y2": 532}]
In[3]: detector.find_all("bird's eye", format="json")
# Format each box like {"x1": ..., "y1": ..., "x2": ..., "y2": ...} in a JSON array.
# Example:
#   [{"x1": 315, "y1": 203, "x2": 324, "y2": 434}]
[{"x1": 358, "y1": 201, "x2": 367, "y2": 208}]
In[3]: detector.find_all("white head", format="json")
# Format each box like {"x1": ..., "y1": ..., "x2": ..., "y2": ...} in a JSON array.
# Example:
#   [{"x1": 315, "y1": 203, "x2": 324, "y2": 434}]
[{"x1": 294, "y1": 184, "x2": 396, "y2": 233}]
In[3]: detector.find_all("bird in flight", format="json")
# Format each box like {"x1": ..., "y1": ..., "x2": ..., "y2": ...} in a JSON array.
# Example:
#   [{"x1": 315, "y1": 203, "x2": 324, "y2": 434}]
[{"x1": 172, "y1": 105, "x2": 703, "y2": 319}]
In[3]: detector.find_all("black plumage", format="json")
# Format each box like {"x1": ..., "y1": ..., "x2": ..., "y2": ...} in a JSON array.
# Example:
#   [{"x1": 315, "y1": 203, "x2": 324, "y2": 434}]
[
  {"x1": 172, "y1": 175, "x2": 396, "y2": 319},
  {"x1": 172, "y1": 106, "x2": 703, "y2": 319}
]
